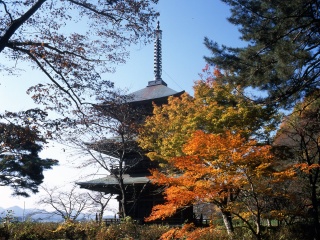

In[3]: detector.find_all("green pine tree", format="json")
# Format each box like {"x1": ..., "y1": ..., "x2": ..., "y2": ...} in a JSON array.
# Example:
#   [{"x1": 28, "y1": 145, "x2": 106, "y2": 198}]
[
  {"x1": 205, "y1": 0, "x2": 320, "y2": 108},
  {"x1": 0, "y1": 122, "x2": 58, "y2": 197}
]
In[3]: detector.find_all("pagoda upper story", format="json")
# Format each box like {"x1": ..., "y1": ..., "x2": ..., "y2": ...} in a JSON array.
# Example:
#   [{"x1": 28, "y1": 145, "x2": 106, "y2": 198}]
[{"x1": 129, "y1": 21, "x2": 184, "y2": 107}]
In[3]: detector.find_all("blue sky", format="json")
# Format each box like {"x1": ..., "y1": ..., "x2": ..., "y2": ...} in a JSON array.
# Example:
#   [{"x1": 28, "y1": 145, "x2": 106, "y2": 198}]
[
  {"x1": 112, "y1": 0, "x2": 242, "y2": 95},
  {"x1": 1, "y1": 0, "x2": 243, "y2": 211}
]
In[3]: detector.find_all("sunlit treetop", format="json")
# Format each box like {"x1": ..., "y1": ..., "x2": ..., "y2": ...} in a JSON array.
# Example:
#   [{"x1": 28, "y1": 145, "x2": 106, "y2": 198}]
[{"x1": 138, "y1": 66, "x2": 279, "y2": 164}]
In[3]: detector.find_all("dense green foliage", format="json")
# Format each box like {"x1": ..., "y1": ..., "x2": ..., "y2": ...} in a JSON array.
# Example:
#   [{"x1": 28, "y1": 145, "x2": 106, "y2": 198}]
[
  {"x1": 205, "y1": 0, "x2": 320, "y2": 107},
  {"x1": 274, "y1": 90, "x2": 320, "y2": 238},
  {"x1": 0, "y1": 120, "x2": 57, "y2": 197}
]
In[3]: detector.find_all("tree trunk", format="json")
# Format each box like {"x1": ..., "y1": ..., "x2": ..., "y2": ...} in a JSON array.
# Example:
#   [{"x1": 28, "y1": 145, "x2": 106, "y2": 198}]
[
  {"x1": 119, "y1": 184, "x2": 127, "y2": 218},
  {"x1": 255, "y1": 221, "x2": 262, "y2": 240},
  {"x1": 254, "y1": 210, "x2": 263, "y2": 240},
  {"x1": 267, "y1": 219, "x2": 271, "y2": 227},
  {"x1": 221, "y1": 209, "x2": 234, "y2": 236},
  {"x1": 117, "y1": 168, "x2": 128, "y2": 219}
]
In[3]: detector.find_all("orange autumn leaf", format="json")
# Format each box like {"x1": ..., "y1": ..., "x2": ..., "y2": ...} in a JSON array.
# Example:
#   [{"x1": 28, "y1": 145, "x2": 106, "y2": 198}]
[{"x1": 145, "y1": 130, "x2": 275, "y2": 221}]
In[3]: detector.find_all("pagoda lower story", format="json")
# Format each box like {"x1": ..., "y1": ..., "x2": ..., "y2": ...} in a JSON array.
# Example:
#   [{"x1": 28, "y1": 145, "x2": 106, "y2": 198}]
[{"x1": 77, "y1": 172, "x2": 194, "y2": 224}]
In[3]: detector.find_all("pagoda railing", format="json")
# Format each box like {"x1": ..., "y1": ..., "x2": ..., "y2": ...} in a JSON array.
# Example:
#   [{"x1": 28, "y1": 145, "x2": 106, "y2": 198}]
[{"x1": 103, "y1": 217, "x2": 210, "y2": 226}]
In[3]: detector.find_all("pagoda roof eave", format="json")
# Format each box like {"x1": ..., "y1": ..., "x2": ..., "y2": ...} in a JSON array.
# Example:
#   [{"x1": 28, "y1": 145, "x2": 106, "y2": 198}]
[
  {"x1": 76, "y1": 174, "x2": 150, "y2": 193},
  {"x1": 129, "y1": 86, "x2": 185, "y2": 105}
]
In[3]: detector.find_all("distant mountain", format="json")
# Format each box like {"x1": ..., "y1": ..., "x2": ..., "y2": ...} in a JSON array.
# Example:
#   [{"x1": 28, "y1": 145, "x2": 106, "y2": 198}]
[
  {"x1": 0, "y1": 206, "x2": 113, "y2": 222},
  {"x1": 0, "y1": 206, "x2": 64, "y2": 222},
  {"x1": 6, "y1": 206, "x2": 27, "y2": 216}
]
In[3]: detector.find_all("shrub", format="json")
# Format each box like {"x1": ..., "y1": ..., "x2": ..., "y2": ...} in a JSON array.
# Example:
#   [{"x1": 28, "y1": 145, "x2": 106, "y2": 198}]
[
  {"x1": 0, "y1": 221, "x2": 62, "y2": 240},
  {"x1": 95, "y1": 219, "x2": 169, "y2": 240},
  {"x1": 139, "y1": 224, "x2": 170, "y2": 240},
  {"x1": 53, "y1": 220, "x2": 104, "y2": 240},
  {"x1": 0, "y1": 219, "x2": 313, "y2": 239}
]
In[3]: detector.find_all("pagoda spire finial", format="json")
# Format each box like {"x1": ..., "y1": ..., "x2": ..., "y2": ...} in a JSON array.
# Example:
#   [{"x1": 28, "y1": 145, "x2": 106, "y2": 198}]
[
  {"x1": 148, "y1": 21, "x2": 167, "y2": 87},
  {"x1": 154, "y1": 21, "x2": 162, "y2": 81}
]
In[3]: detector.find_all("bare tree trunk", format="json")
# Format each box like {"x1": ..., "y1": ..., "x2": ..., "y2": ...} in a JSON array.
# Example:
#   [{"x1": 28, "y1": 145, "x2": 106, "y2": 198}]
[
  {"x1": 221, "y1": 209, "x2": 234, "y2": 236},
  {"x1": 267, "y1": 219, "x2": 271, "y2": 227},
  {"x1": 119, "y1": 173, "x2": 127, "y2": 218},
  {"x1": 255, "y1": 221, "x2": 262, "y2": 240}
]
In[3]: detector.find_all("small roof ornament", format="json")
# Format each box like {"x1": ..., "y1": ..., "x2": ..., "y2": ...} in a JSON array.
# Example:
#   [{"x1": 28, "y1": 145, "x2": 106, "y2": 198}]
[{"x1": 155, "y1": 21, "x2": 162, "y2": 39}]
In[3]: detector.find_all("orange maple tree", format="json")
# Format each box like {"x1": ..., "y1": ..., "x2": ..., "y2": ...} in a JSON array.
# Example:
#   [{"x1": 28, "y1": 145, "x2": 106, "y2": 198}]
[
  {"x1": 139, "y1": 66, "x2": 284, "y2": 237},
  {"x1": 146, "y1": 130, "x2": 275, "y2": 236}
]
